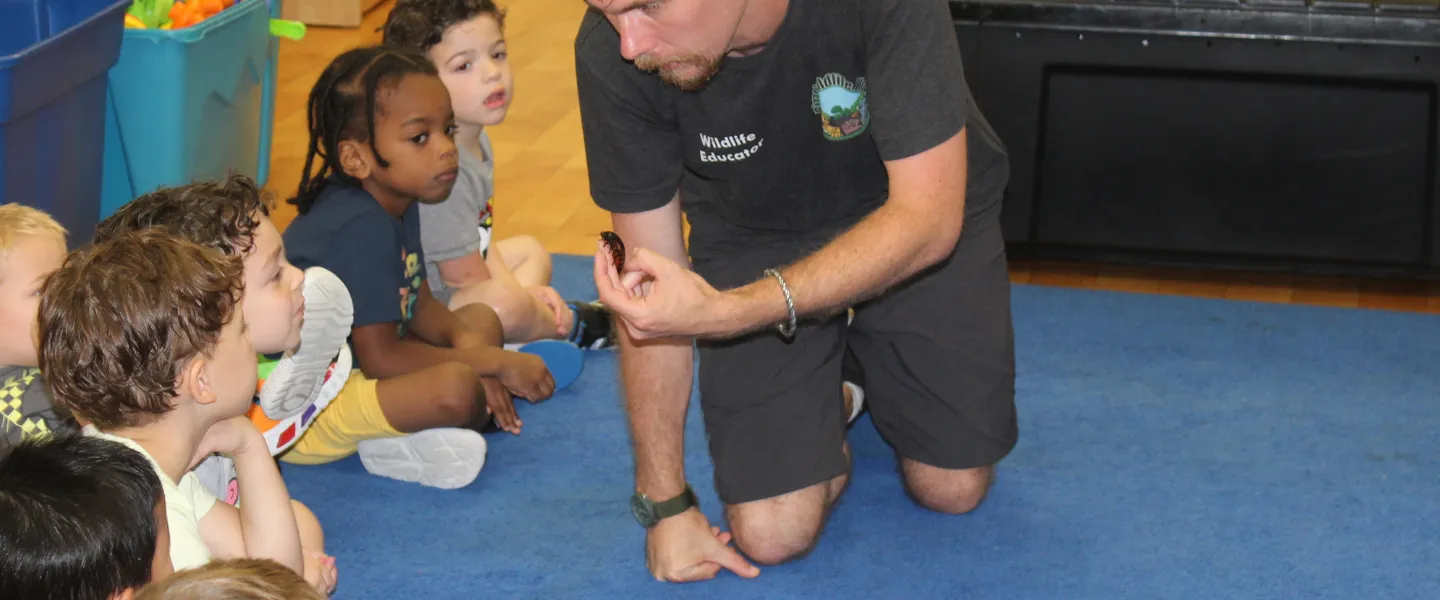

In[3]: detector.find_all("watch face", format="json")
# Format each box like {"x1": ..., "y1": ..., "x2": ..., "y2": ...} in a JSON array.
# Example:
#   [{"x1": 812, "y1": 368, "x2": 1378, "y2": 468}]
[{"x1": 630, "y1": 494, "x2": 656, "y2": 527}]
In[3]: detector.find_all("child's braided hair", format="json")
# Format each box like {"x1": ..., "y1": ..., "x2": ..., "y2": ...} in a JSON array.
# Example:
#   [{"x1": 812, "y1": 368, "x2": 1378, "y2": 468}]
[{"x1": 289, "y1": 45, "x2": 439, "y2": 215}]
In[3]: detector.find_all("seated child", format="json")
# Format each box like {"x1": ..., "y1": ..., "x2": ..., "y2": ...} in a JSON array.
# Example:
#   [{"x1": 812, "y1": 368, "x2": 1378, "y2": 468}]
[
  {"x1": 136, "y1": 558, "x2": 325, "y2": 600},
  {"x1": 95, "y1": 175, "x2": 354, "y2": 505},
  {"x1": 94, "y1": 176, "x2": 342, "y2": 591},
  {"x1": 382, "y1": 0, "x2": 613, "y2": 350},
  {"x1": 36, "y1": 231, "x2": 314, "y2": 584},
  {"x1": 0, "y1": 204, "x2": 74, "y2": 449},
  {"x1": 280, "y1": 45, "x2": 571, "y2": 481},
  {"x1": 0, "y1": 431, "x2": 173, "y2": 599}
]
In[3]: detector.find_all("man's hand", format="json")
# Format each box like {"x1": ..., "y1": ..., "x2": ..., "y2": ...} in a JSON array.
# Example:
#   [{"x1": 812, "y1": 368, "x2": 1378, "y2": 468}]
[
  {"x1": 495, "y1": 352, "x2": 555, "y2": 401},
  {"x1": 527, "y1": 286, "x2": 572, "y2": 337},
  {"x1": 593, "y1": 245, "x2": 753, "y2": 341},
  {"x1": 480, "y1": 376, "x2": 521, "y2": 435},
  {"x1": 188, "y1": 416, "x2": 261, "y2": 470},
  {"x1": 647, "y1": 508, "x2": 760, "y2": 582}
]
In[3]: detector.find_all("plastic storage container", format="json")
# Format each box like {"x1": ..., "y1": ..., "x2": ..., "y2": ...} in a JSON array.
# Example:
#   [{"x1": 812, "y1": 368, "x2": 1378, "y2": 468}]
[
  {"x1": 0, "y1": 0, "x2": 130, "y2": 246},
  {"x1": 100, "y1": 0, "x2": 276, "y2": 217}
]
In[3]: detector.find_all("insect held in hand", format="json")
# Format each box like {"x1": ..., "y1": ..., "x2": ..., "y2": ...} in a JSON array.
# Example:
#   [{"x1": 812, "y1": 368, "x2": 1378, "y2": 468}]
[{"x1": 600, "y1": 231, "x2": 626, "y2": 272}]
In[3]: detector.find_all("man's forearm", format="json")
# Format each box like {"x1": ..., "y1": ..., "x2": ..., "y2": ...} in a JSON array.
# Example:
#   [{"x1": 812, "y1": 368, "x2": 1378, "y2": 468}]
[
  {"x1": 609, "y1": 195, "x2": 695, "y2": 500},
  {"x1": 620, "y1": 328, "x2": 694, "y2": 500},
  {"x1": 725, "y1": 201, "x2": 958, "y2": 333},
  {"x1": 725, "y1": 130, "x2": 971, "y2": 333}
]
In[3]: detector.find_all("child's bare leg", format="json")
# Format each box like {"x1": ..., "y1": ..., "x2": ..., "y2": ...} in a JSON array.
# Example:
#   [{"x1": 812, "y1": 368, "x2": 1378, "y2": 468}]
[
  {"x1": 283, "y1": 364, "x2": 491, "y2": 489},
  {"x1": 492, "y1": 235, "x2": 552, "y2": 287},
  {"x1": 375, "y1": 363, "x2": 485, "y2": 433},
  {"x1": 450, "y1": 303, "x2": 505, "y2": 347},
  {"x1": 448, "y1": 281, "x2": 559, "y2": 344}
]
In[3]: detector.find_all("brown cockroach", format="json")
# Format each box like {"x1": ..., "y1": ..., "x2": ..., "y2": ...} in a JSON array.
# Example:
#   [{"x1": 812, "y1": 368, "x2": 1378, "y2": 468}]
[{"x1": 600, "y1": 231, "x2": 625, "y2": 272}]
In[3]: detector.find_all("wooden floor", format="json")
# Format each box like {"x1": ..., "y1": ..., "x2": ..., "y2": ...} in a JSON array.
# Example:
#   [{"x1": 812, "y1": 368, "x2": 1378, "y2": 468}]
[{"x1": 263, "y1": 0, "x2": 1440, "y2": 315}]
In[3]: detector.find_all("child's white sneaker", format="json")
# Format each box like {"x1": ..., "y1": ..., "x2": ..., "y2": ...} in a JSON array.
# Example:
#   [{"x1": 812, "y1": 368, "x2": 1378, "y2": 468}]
[
  {"x1": 844, "y1": 381, "x2": 865, "y2": 425},
  {"x1": 258, "y1": 267, "x2": 354, "y2": 420},
  {"x1": 357, "y1": 428, "x2": 487, "y2": 490}
]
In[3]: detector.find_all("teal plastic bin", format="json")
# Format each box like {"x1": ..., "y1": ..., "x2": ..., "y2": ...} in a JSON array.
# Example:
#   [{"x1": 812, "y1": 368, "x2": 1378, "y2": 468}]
[
  {"x1": 0, "y1": 0, "x2": 129, "y2": 246},
  {"x1": 100, "y1": 0, "x2": 277, "y2": 218}
]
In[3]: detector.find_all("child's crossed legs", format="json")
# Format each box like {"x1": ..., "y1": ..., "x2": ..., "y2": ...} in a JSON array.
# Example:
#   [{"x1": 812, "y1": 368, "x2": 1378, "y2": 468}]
[{"x1": 278, "y1": 304, "x2": 505, "y2": 489}]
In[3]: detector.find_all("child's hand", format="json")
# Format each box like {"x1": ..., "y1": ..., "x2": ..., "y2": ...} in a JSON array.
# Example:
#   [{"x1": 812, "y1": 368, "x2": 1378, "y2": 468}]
[
  {"x1": 188, "y1": 416, "x2": 261, "y2": 469},
  {"x1": 526, "y1": 286, "x2": 572, "y2": 336},
  {"x1": 497, "y1": 352, "x2": 555, "y2": 402},
  {"x1": 480, "y1": 376, "x2": 521, "y2": 435},
  {"x1": 304, "y1": 550, "x2": 338, "y2": 596}
]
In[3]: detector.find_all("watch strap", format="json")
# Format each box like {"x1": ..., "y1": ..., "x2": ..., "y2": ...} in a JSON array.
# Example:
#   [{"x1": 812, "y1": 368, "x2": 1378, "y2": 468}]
[{"x1": 652, "y1": 485, "x2": 698, "y2": 520}]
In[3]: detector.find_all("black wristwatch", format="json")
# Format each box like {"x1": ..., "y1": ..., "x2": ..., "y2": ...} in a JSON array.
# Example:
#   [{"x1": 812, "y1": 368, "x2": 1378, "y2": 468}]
[{"x1": 630, "y1": 485, "x2": 698, "y2": 528}]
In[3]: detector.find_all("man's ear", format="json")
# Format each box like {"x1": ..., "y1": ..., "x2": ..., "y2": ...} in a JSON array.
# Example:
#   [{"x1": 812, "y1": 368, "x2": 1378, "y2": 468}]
[
  {"x1": 178, "y1": 356, "x2": 216, "y2": 407},
  {"x1": 338, "y1": 140, "x2": 372, "y2": 179}
]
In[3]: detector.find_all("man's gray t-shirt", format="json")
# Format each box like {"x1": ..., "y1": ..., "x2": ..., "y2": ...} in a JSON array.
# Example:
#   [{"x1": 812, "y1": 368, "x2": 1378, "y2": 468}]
[
  {"x1": 418, "y1": 131, "x2": 496, "y2": 304},
  {"x1": 574, "y1": 0, "x2": 1010, "y2": 263}
]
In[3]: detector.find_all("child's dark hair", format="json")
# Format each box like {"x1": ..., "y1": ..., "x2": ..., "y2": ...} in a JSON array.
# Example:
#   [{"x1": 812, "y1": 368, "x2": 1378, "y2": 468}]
[
  {"x1": 381, "y1": 0, "x2": 506, "y2": 55},
  {"x1": 289, "y1": 45, "x2": 439, "y2": 215},
  {"x1": 0, "y1": 431, "x2": 164, "y2": 599},
  {"x1": 38, "y1": 230, "x2": 245, "y2": 429},
  {"x1": 95, "y1": 173, "x2": 270, "y2": 258}
]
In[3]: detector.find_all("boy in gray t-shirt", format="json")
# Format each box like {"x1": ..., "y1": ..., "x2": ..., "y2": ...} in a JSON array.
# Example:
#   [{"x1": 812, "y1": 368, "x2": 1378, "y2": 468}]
[{"x1": 391, "y1": 0, "x2": 612, "y2": 349}]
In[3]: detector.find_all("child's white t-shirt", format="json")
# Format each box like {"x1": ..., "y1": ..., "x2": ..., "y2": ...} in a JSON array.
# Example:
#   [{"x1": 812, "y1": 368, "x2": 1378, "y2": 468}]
[{"x1": 83, "y1": 426, "x2": 217, "y2": 572}]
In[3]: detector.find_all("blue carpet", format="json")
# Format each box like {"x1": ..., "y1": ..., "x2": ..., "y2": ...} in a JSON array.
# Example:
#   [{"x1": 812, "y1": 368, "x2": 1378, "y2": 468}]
[{"x1": 283, "y1": 255, "x2": 1440, "y2": 599}]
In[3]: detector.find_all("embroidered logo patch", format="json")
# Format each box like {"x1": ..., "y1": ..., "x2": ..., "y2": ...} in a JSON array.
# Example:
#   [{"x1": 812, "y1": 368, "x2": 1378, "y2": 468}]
[{"x1": 811, "y1": 73, "x2": 869, "y2": 141}]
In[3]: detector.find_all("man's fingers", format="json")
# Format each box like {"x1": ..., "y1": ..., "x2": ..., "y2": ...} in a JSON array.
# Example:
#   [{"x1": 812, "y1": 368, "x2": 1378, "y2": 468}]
[
  {"x1": 594, "y1": 250, "x2": 645, "y2": 319},
  {"x1": 667, "y1": 562, "x2": 722, "y2": 583},
  {"x1": 627, "y1": 247, "x2": 667, "y2": 276},
  {"x1": 593, "y1": 249, "x2": 628, "y2": 301},
  {"x1": 619, "y1": 314, "x2": 651, "y2": 341},
  {"x1": 708, "y1": 544, "x2": 761, "y2": 579},
  {"x1": 620, "y1": 270, "x2": 647, "y2": 292}
]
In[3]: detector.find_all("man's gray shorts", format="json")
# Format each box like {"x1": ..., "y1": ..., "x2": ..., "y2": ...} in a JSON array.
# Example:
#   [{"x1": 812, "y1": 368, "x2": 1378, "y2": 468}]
[{"x1": 692, "y1": 217, "x2": 1018, "y2": 506}]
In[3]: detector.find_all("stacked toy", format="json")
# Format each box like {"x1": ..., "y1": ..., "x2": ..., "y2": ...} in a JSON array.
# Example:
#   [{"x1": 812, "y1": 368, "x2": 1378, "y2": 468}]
[
  {"x1": 122, "y1": 0, "x2": 307, "y2": 38},
  {"x1": 123, "y1": 0, "x2": 233, "y2": 29}
]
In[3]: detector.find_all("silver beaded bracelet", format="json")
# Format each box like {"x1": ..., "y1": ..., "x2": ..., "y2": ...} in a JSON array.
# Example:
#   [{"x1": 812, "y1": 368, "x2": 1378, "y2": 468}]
[{"x1": 764, "y1": 268, "x2": 797, "y2": 340}]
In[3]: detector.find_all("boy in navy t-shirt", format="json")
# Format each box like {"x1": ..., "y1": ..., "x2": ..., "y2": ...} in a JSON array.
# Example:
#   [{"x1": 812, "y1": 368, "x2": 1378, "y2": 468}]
[
  {"x1": 281, "y1": 46, "x2": 568, "y2": 490},
  {"x1": 283, "y1": 178, "x2": 554, "y2": 489}
]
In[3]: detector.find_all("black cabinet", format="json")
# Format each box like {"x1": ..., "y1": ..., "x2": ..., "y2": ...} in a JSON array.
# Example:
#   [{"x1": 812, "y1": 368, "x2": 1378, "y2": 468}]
[{"x1": 951, "y1": 0, "x2": 1440, "y2": 278}]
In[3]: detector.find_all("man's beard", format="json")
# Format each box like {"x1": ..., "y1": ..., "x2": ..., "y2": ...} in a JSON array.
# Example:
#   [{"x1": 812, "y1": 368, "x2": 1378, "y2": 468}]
[{"x1": 635, "y1": 53, "x2": 722, "y2": 92}]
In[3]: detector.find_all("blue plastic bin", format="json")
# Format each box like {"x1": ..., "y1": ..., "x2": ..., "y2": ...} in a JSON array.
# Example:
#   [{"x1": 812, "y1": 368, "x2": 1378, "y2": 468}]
[
  {"x1": 0, "y1": 0, "x2": 130, "y2": 246},
  {"x1": 100, "y1": 0, "x2": 276, "y2": 218}
]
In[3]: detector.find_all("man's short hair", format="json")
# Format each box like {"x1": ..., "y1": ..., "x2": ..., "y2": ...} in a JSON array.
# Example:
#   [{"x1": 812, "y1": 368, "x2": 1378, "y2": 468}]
[
  {"x1": 382, "y1": 0, "x2": 506, "y2": 55},
  {"x1": 0, "y1": 431, "x2": 163, "y2": 600},
  {"x1": 94, "y1": 173, "x2": 270, "y2": 258},
  {"x1": 0, "y1": 203, "x2": 66, "y2": 255},
  {"x1": 38, "y1": 229, "x2": 244, "y2": 429},
  {"x1": 134, "y1": 558, "x2": 325, "y2": 600}
]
